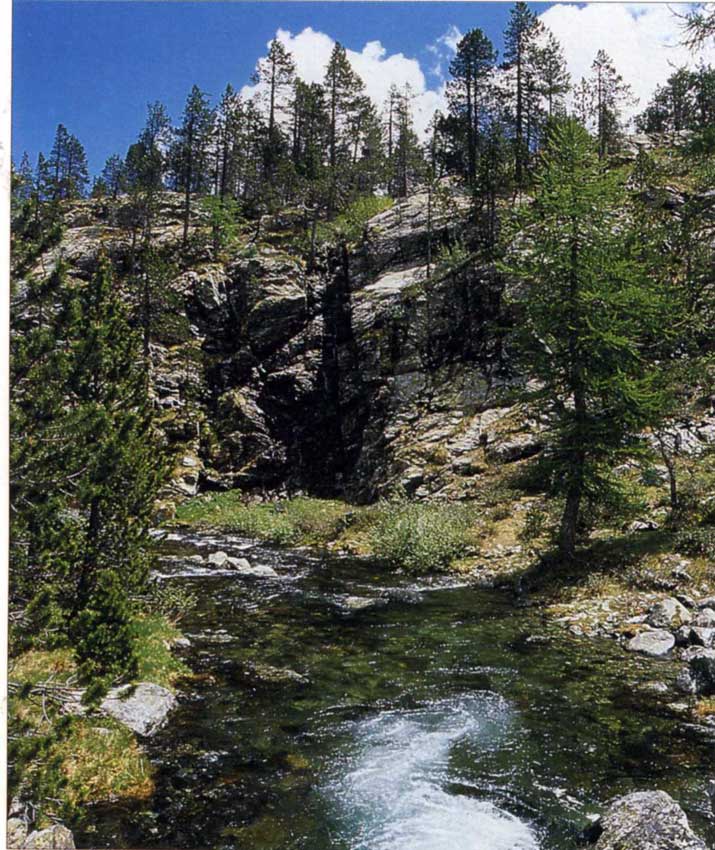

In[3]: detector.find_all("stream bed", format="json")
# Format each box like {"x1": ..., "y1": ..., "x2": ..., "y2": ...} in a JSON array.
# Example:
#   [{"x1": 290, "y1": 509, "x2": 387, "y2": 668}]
[{"x1": 77, "y1": 530, "x2": 715, "y2": 849}]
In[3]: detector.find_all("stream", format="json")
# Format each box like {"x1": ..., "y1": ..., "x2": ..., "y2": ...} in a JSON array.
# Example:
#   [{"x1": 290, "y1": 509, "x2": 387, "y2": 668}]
[{"x1": 77, "y1": 529, "x2": 715, "y2": 849}]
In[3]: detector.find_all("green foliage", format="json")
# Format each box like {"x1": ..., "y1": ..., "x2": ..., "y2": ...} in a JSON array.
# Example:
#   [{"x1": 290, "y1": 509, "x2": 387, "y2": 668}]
[
  {"x1": 368, "y1": 499, "x2": 474, "y2": 573},
  {"x1": 200, "y1": 195, "x2": 244, "y2": 252},
  {"x1": 315, "y1": 195, "x2": 393, "y2": 246},
  {"x1": 144, "y1": 580, "x2": 198, "y2": 625},
  {"x1": 10, "y1": 256, "x2": 166, "y2": 684},
  {"x1": 503, "y1": 119, "x2": 679, "y2": 558}
]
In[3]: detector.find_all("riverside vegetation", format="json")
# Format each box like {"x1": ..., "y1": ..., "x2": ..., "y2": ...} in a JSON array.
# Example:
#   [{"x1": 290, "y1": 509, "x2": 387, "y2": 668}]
[{"x1": 8, "y1": 3, "x2": 715, "y2": 847}]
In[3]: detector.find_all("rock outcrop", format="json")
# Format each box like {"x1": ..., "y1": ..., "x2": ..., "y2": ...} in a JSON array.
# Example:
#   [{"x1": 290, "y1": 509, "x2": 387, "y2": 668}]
[{"x1": 593, "y1": 791, "x2": 707, "y2": 850}]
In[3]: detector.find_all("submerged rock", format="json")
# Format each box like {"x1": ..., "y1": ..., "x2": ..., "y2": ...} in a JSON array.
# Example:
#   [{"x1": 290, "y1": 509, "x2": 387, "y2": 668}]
[
  {"x1": 687, "y1": 648, "x2": 715, "y2": 696},
  {"x1": 101, "y1": 682, "x2": 177, "y2": 737},
  {"x1": 246, "y1": 663, "x2": 310, "y2": 687},
  {"x1": 593, "y1": 790, "x2": 706, "y2": 850},
  {"x1": 627, "y1": 629, "x2": 675, "y2": 657},
  {"x1": 22, "y1": 825, "x2": 76, "y2": 850},
  {"x1": 338, "y1": 595, "x2": 388, "y2": 614}
]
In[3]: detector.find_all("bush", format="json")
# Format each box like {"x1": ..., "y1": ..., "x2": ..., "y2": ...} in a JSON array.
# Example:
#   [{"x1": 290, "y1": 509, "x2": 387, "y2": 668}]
[
  {"x1": 674, "y1": 527, "x2": 715, "y2": 560},
  {"x1": 369, "y1": 500, "x2": 473, "y2": 573},
  {"x1": 315, "y1": 195, "x2": 393, "y2": 246}
]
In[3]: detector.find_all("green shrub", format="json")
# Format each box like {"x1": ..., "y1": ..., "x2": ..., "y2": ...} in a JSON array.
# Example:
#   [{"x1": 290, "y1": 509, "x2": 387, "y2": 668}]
[
  {"x1": 369, "y1": 500, "x2": 473, "y2": 573},
  {"x1": 315, "y1": 195, "x2": 393, "y2": 246}
]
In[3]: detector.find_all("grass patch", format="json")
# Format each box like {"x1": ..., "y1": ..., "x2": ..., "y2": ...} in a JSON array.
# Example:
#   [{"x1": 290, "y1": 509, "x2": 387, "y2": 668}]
[
  {"x1": 174, "y1": 493, "x2": 352, "y2": 547},
  {"x1": 57, "y1": 718, "x2": 153, "y2": 806},
  {"x1": 130, "y1": 614, "x2": 189, "y2": 689}
]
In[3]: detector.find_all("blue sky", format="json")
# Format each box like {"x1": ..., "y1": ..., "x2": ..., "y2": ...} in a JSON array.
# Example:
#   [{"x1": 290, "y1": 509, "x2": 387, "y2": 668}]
[
  {"x1": 12, "y1": 2, "x2": 713, "y2": 177},
  {"x1": 11, "y1": 1, "x2": 525, "y2": 175}
]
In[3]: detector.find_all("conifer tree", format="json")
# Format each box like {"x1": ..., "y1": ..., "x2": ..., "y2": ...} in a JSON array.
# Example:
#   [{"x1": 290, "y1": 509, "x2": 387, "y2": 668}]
[
  {"x1": 535, "y1": 31, "x2": 570, "y2": 117},
  {"x1": 253, "y1": 38, "x2": 296, "y2": 183},
  {"x1": 588, "y1": 50, "x2": 634, "y2": 158},
  {"x1": 172, "y1": 86, "x2": 214, "y2": 245},
  {"x1": 46, "y1": 124, "x2": 89, "y2": 201},
  {"x1": 447, "y1": 28, "x2": 497, "y2": 184},
  {"x1": 324, "y1": 42, "x2": 365, "y2": 214},
  {"x1": 503, "y1": 3, "x2": 544, "y2": 186},
  {"x1": 504, "y1": 119, "x2": 676, "y2": 559},
  {"x1": 100, "y1": 154, "x2": 127, "y2": 199},
  {"x1": 11, "y1": 256, "x2": 164, "y2": 679}
]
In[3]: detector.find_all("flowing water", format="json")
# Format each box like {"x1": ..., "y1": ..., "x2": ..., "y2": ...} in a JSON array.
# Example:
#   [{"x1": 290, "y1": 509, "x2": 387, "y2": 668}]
[{"x1": 77, "y1": 530, "x2": 715, "y2": 850}]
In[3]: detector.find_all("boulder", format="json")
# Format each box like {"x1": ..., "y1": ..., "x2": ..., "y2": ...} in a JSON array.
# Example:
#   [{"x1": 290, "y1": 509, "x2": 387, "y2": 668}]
[
  {"x1": 697, "y1": 597, "x2": 715, "y2": 611},
  {"x1": 101, "y1": 682, "x2": 177, "y2": 737},
  {"x1": 689, "y1": 627, "x2": 715, "y2": 648},
  {"x1": 339, "y1": 595, "x2": 388, "y2": 613},
  {"x1": 647, "y1": 598, "x2": 692, "y2": 630},
  {"x1": 22, "y1": 825, "x2": 76, "y2": 850},
  {"x1": 593, "y1": 791, "x2": 706, "y2": 850},
  {"x1": 627, "y1": 629, "x2": 675, "y2": 657},
  {"x1": 208, "y1": 550, "x2": 229, "y2": 567},
  {"x1": 687, "y1": 648, "x2": 715, "y2": 696},
  {"x1": 227, "y1": 558, "x2": 278, "y2": 578},
  {"x1": 693, "y1": 608, "x2": 715, "y2": 628}
]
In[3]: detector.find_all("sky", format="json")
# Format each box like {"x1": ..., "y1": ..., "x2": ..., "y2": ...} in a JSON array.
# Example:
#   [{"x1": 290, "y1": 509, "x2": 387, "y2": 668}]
[{"x1": 11, "y1": 1, "x2": 715, "y2": 177}]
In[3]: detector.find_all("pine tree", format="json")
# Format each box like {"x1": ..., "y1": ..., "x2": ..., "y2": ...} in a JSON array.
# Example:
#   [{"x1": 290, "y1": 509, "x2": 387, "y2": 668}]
[
  {"x1": 324, "y1": 42, "x2": 365, "y2": 214},
  {"x1": 10, "y1": 257, "x2": 165, "y2": 679},
  {"x1": 588, "y1": 50, "x2": 634, "y2": 159},
  {"x1": 45, "y1": 124, "x2": 89, "y2": 201},
  {"x1": 100, "y1": 154, "x2": 127, "y2": 199},
  {"x1": 15, "y1": 152, "x2": 34, "y2": 202},
  {"x1": 504, "y1": 119, "x2": 676, "y2": 559},
  {"x1": 253, "y1": 38, "x2": 296, "y2": 184},
  {"x1": 535, "y1": 31, "x2": 570, "y2": 117},
  {"x1": 386, "y1": 85, "x2": 423, "y2": 197},
  {"x1": 447, "y1": 28, "x2": 497, "y2": 184},
  {"x1": 172, "y1": 86, "x2": 214, "y2": 245},
  {"x1": 503, "y1": 3, "x2": 544, "y2": 186}
]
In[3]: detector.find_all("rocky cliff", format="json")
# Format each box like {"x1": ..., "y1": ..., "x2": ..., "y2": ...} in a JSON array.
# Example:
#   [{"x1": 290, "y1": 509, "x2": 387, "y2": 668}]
[{"x1": 20, "y1": 175, "x2": 713, "y2": 507}]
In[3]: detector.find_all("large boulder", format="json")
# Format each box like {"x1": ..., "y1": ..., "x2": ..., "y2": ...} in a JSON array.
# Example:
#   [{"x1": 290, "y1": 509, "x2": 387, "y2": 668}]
[
  {"x1": 100, "y1": 682, "x2": 177, "y2": 737},
  {"x1": 594, "y1": 791, "x2": 707, "y2": 850},
  {"x1": 627, "y1": 629, "x2": 676, "y2": 657},
  {"x1": 22, "y1": 825, "x2": 76, "y2": 850}
]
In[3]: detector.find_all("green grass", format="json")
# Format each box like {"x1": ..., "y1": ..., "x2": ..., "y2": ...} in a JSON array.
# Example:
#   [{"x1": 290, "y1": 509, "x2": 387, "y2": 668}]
[
  {"x1": 129, "y1": 614, "x2": 190, "y2": 689},
  {"x1": 174, "y1": 493, "x2": 353, "y2": 547}
]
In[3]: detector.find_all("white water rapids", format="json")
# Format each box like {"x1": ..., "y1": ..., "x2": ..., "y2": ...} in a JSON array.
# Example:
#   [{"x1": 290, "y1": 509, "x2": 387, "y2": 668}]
[{"x1": 327, "y1": 694, "x2": 539, "y2": 850}]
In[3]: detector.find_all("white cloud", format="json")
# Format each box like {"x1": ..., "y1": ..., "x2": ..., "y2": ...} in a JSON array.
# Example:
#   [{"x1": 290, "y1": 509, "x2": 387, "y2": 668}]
[
  {"x1": 241, "y1": 26, "x2": 448, "y2": 137},
  {"x1": 538, "y1": 3, "x2": 715, "y2": 122}
]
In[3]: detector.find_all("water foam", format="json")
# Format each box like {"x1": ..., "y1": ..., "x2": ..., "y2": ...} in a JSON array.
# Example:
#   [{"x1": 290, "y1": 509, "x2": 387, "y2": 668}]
[{"x1": 327, "y1": 695, "x2": 539, "y2": 850}]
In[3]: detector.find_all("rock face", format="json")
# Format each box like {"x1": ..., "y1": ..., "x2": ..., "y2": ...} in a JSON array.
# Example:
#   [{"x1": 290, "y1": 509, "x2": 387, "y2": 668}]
[
  {"x1": 21, "y1": 189, "x2": 537, "y2": 503},
  {"x1": 593, "y1": 791, "x2": 707, "y2": 850},
  {"x1": 100, "y1": 682, "x2": 177, "y2": 737},
  {"x1": 21, "y1": 825, "x2": 76, "y2": 850}
]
